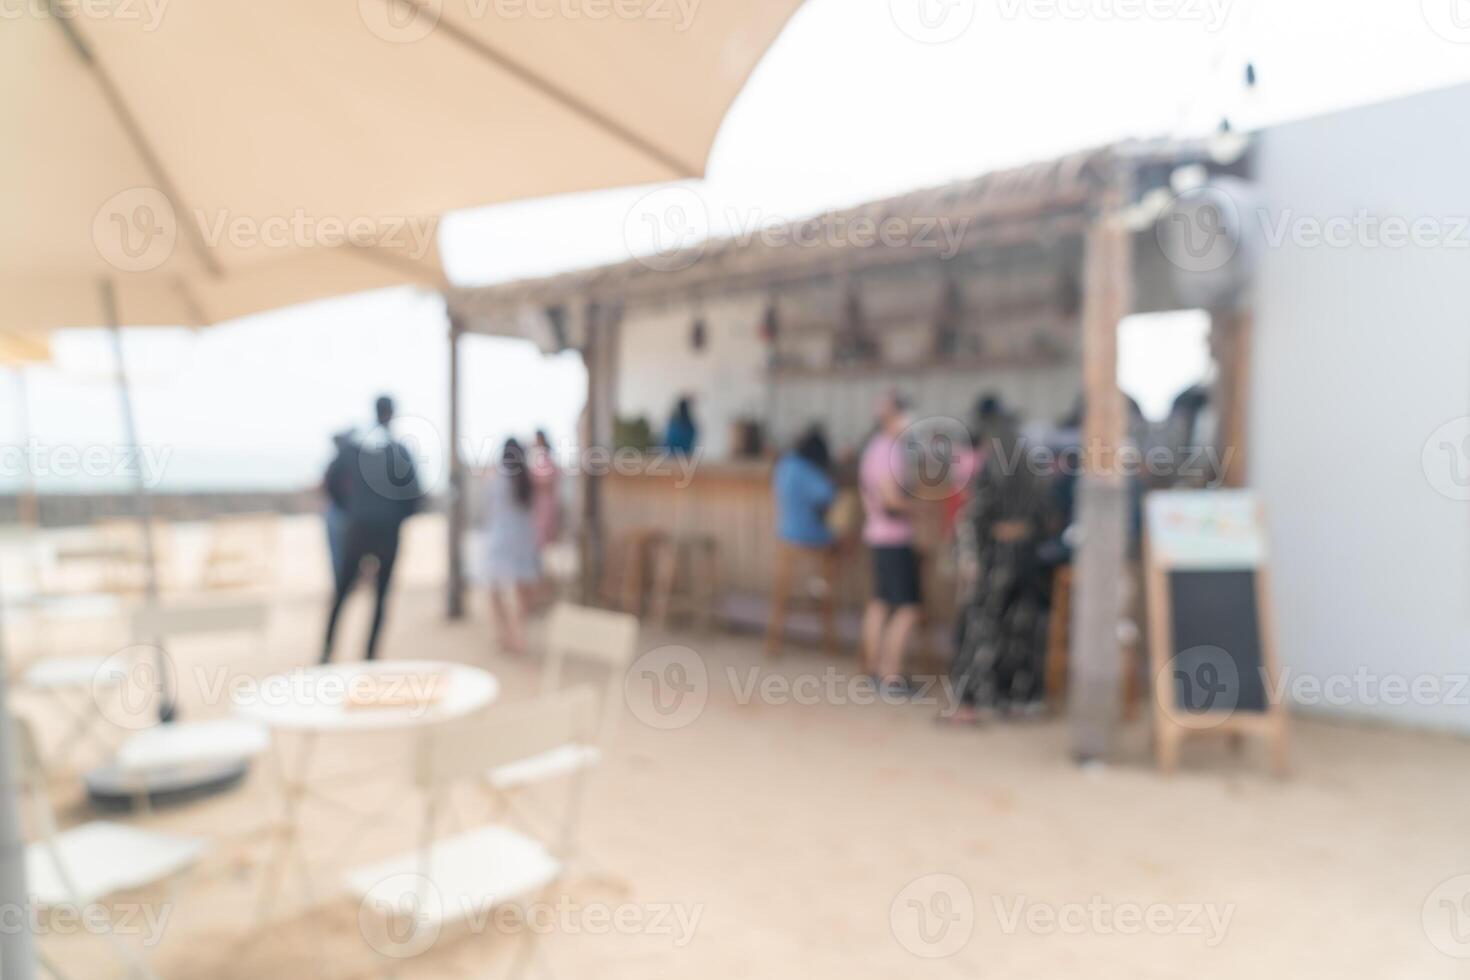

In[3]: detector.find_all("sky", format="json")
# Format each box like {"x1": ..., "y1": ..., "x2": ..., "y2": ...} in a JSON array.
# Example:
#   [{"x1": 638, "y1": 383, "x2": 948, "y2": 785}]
[{"x1": 7, "y1": 0, "x2": 1470, "y2": 491}]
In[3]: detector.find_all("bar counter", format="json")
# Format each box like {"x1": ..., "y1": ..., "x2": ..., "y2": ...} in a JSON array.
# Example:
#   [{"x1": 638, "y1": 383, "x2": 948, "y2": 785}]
[{"x1": 598, "y1": 456, "x2": 957, "y2": 632}]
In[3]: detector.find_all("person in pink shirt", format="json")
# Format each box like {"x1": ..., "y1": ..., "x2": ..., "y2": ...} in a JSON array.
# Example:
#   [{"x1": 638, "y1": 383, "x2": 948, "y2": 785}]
[
  {"x1": 528, "y1": 429, "x2": 561, "y2": 608},
  {"x1": 529, "y1": 429, "x2": 561, "y2": 549},
  {"x1": 859, "y1": 391, "x2": 922, "y2": 691}
]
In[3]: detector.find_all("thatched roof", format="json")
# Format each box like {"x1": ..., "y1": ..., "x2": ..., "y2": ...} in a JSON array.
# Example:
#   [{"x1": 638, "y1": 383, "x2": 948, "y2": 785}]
[{"x1": 448, "y1": 137, "x2": 1206, "y2": 334}]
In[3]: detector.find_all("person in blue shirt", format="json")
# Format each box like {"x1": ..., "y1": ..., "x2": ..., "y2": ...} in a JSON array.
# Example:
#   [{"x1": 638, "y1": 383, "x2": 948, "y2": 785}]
[
  {"x1": 664, "y1": 396, "x2": 698, "y2": 455},
  {"x1": 773, "y1": 426, "x2": 836, "y2": 547}
]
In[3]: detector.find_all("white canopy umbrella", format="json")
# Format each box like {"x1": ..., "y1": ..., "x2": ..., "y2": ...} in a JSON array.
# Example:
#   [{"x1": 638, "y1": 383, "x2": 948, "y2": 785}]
[
  {"x1": 1, "y1": 3, "x2": 805, "y2": 975},
  {"x1": 4, "y1": 0, "x2": 802, "y2": 329}
]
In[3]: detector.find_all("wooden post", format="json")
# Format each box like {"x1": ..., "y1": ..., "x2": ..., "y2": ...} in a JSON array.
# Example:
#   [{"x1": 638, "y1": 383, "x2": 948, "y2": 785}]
[
  {"x1": 1068, "y1": 185, "x2": 1133, "y2": 762},
  {"x1": 102, "y1": 281, "x2": 175, "y2": 722},
  {"x1": 577, "y1": 302, "x2": 622, "y2": 604},
  {"x1": 446, "y1": 313, "x2": 466, "y2": 619},
  {"x1": 1210, "y1": 308, "x2": 1252, "y2": 488},
  {"x1": 578, "y1": 303, "x2": 602, "y2": 603}
]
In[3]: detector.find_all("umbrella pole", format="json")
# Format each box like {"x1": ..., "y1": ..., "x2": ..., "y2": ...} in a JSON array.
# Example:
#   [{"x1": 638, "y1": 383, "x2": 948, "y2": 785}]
[
  {"x1": 446, "y1": 314, "x2": 465, "y2": 619},
  {"x1": 0, "y1": 563, "x2": 39, "y2": 979},
  {"x1": 101, "y1": 282, "x2": 175, "y2": 722}
]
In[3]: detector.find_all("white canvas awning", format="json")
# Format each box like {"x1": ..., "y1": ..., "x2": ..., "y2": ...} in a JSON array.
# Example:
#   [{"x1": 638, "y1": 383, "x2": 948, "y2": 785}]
[{"x1": 2, "y1": 0, "x2": 804, "y2": 330}]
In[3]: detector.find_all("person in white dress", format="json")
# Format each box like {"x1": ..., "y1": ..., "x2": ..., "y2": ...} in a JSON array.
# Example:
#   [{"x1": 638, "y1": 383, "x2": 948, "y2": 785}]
[{"x1": 481, "y1": 438, "x2": 541, "y2": 654}]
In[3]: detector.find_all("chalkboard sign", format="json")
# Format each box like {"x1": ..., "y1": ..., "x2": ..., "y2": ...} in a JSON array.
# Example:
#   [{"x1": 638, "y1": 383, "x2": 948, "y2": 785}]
[
  {"x1": 1167, "y1": 570, "x2": 1267, "y2": 714},
  {"x1": 1144, "y1": 491, "x2": 1289, "y2": 775}
]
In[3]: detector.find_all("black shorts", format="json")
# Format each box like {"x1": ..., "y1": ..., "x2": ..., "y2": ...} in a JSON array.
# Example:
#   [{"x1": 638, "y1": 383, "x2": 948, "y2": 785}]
[{"x1": 870, "y1": 545, "x2": 921, "y2": 607}]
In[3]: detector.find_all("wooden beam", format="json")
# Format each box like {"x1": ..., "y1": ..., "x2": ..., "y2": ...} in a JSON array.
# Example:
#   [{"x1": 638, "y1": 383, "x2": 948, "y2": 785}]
[
  {"x1": 1210, "y1": 308, "x2": 1252, "y2": 488},
  {"x1": 448, "y1": 211, "x2": 1093, "y2": 325}
]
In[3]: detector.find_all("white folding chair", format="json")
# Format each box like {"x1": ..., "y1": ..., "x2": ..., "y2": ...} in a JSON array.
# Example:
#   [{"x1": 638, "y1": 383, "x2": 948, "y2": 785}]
[
  {"x1": 6, "y1": 593, "x2": 126, "y2": 682},
  {"x1": 482, "y1": 604, "x2": 637, "y2": 889},
  {"x1": 487, "y1": 603, "x2": 639, "y2": 797},
  {"x1": 81, "y1": 518, "x2": 169, "y2": 595},
  {"x1": 201, "y1": 513, "x2": 281, "y2": 592},
  {"x1": 18, "y1": 625, "x2": 134, "y2": 771},
  {"x1": 347, "y1": 686, "x2": 598, "y2": 977},
  {"x1": 14, "y1": 716, "x2": 205, "y2": 980}
]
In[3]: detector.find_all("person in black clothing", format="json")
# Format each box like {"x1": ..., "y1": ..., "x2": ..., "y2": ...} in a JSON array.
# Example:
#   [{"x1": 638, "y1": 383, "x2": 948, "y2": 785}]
[
  {"x1": 948, "y1": 412, "x2": 1049, "y2": 721},
  {"x1": 322, "y1": 429, "x2": 357, "y2": 593},
  {"x1": 322, "y1": 396, "x2": 422, "y2": 662}
]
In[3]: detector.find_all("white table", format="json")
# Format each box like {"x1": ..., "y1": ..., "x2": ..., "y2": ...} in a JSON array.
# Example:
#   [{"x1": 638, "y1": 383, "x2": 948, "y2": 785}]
[{"x1": 233, "y1": 660, "x2": 499, "y2": 918}]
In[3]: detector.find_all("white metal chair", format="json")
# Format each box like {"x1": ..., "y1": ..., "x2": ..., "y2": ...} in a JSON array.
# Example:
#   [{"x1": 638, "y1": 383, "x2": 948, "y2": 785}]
[
  {"x1": 540, "y1": 604, "x2": 638, "y2": 732},
  {"x1": 64, "y1": 519, "x2": 168, "y2": 595},
  {"x1": 346, "y1": 686, "x2": 598, "y2": 976},
  {"x1": 482, "y1": 604, "x2": 638, "y2": 892},
  {"x1": 18, "y1": 640, "x2": 132, "y2": 771},
  {"x1": 484, "y1": 603, "x2": 638, "y2": 801},
  {"x1": 6, "y1": 592, "x2": 125, "y2": 679},
  {"x1": 201, "y1": 512, "x2": 281, "y2": 591},
  {"x1": 14, "y1": 716, "x2": 205, "y2": 980},
  {"x1": 482, "y1": 604, "x2": 639, "y2": 798}
]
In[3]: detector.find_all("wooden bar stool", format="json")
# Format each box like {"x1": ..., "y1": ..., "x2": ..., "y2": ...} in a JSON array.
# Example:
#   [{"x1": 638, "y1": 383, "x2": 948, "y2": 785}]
[
  {"x1": 648, "y1": 534, "x2": 720, "y2": 630},
  {"x1": 1043, "y1": 565, "x2": 1073, "y2": 711},
  {"x1": 765, "y1": 541, "x2": 839, "y2": 658},
  {"x1": 600, "y1": 528, "x2": 665, "y2": 616}
]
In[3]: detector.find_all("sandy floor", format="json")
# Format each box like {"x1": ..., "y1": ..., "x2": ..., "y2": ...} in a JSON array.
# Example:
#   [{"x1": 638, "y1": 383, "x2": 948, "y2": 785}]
[{"x1": 6, "y1": 519, "x2": 1470, "y2": 978}]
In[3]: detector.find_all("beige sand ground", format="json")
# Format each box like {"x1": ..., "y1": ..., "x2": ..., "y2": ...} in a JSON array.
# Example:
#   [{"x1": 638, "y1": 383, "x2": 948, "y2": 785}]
[{"x1": 7, "y1": 518, "x2": 1469, "y2": 979}]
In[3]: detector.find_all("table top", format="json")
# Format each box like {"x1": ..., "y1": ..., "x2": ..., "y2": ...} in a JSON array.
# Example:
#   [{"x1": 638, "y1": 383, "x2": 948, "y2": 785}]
[{"x1": 232, "y1": 659, "x2": 498, "y2": 733}]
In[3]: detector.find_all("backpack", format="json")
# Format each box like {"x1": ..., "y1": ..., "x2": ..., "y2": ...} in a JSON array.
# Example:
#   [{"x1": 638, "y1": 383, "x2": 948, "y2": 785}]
[{"x1": 345, "y1": 439, "x2": 421, "y2": 526}]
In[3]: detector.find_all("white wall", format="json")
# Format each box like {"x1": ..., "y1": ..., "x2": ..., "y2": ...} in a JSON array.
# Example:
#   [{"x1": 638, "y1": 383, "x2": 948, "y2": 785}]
[
  {"x1": 770, "y1": 364, "x2": 1081, "y2": 458},
  {"x1": 1251, "y1": 83, "x2": 1470, "y2": 733},
  {"x1": 614, "y1": 295, "x2": 770, "y2": 459},
  {"x1": 614, "y1": 292, "x2": 1082, "y2": 461}
]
